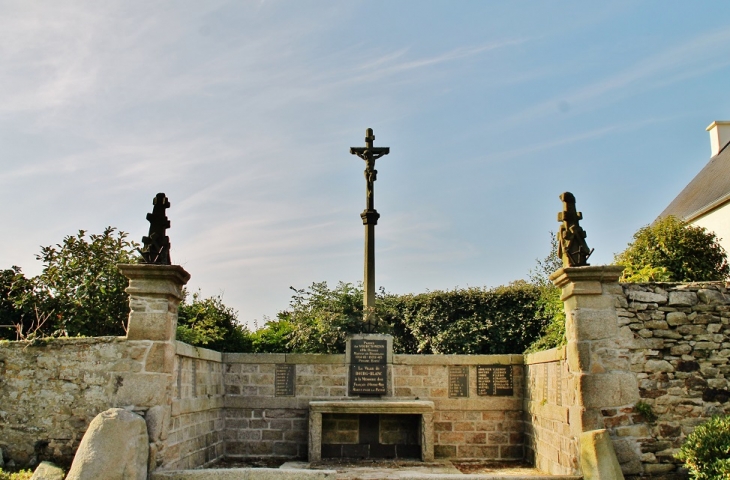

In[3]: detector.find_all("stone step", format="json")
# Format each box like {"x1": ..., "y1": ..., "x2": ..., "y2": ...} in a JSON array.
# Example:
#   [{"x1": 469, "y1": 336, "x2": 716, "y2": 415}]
[{"x1": 150, "y1": 461, "x2": 583, "y2": 480}]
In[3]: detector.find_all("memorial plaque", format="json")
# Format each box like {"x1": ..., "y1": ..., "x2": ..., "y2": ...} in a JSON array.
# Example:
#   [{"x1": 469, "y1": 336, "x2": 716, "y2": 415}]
[
  {"x1": 275, "y1": 364, "x2": 296, "y2": 397},
  {"x1": 350, "y1": 339, "x2": 387, "y2": 364},
  {"x1": 476, "y1": 365, "x2": 513, "y2": 396},
  {"x1": 448, "y1": 366, "x2": 469, "y2": 398},
  {"x1": 349, "y1": 365, "x2": 387, "y2": 395}
]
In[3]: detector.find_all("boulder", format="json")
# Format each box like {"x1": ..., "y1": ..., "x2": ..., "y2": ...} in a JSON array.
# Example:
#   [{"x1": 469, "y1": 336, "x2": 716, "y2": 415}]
[
  {"x1": 66, "y1": 408, "x2": 148, "y2": 480},
  {"x1": 30, "y1": 461, "x2": 65, "y2": 480}
]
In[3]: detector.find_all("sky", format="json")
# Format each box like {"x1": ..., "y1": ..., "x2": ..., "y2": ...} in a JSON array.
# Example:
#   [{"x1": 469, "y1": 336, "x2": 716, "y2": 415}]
[{"x1": 2, "y1": 1, "x2": 730, "y2": 327}]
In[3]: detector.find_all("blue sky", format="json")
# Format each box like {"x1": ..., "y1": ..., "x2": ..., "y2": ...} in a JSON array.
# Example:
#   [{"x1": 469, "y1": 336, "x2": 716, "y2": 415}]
[{"x1": 2, "y1": 1, "x2": 730, "y2": 326}]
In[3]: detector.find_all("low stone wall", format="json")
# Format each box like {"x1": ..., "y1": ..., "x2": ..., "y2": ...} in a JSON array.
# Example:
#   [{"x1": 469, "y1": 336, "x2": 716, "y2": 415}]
[
  {"x1": 604, "y1": 282, "x2": 730, "y2": 478},
  {"x1": 223, "y1": 353, "x2": 524, "y2": 461},
  {"x1": 0, "y1": 337, "x2": 169, "y2": 467},
  {"x1": 524, "y1": 347, "x2": 577, "y2": 475},
  {"x1": 8, "y1": 263, "x2": 728, "y2": 479},
  {"x1": 164, "y1": 342, "x2": 226, "y2": 470}
]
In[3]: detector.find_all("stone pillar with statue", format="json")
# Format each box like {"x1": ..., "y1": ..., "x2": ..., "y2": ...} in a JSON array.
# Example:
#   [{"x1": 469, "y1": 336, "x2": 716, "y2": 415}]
[
  {"x1": 550, "y1": 192, "x2": 635, "y2": 479},
  {"x1": 118, "y1": 193, "x2": 191, "y2": 472}
]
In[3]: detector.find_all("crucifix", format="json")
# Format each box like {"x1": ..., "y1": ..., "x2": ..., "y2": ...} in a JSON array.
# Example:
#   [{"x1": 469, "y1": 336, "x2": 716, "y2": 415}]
[{"x1": 350, "y1": 128, "x2": 390, "y2": 330}]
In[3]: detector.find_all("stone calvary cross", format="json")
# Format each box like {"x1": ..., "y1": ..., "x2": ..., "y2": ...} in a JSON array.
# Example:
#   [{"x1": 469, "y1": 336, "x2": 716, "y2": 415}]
[{"x1": 350, "y1": 128, "x2": 390, "y2": 331}]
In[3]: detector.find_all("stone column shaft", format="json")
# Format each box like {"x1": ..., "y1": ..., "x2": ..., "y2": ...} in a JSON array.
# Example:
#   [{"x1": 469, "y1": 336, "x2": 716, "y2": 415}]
[{"x1": 364, "y1": 223, "x2": 376, "y2": 312}]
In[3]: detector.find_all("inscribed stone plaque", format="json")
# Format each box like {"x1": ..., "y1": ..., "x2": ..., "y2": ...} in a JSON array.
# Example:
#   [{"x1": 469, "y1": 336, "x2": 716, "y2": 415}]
[
  {"x1": 350, "y1": 339, "x2": 387, "y2": 364},
  {"x1": 476, "y1": 365, "x2": 513, "y2": 397},
  {"x1": 275, "y1": 364, "x2": 296, "y2": 397},
  {"x1": 556, "y1": 364, "x2": 562, "y2": 406},
  {"x1": 349, "y1": 365, "x2": 387, "y2": 395},
  {"x1": 448, "y1": 366, "x2": 469, "y2": 398}
]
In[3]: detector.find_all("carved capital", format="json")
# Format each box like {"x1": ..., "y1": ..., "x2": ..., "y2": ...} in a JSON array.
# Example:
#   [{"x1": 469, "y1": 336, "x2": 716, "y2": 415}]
[
  {"x1": 550, "y1": 265, "x2": 624, "y2": 301},
  {"x1": 361, "y1": 210, "x2": 380, "y2": 225}
]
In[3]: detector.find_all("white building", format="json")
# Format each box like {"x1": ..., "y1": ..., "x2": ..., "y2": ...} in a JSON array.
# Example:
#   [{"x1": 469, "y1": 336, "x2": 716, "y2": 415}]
[{"x1": 661, "y1": 121, "x2": 730, "y2": 253}]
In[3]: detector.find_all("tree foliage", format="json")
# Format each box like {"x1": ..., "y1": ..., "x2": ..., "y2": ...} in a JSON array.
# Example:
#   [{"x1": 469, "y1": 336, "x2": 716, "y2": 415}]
[
  {"x1": 615, "y1": 216, "x2": 729, "y2": 282},
  {"x1": 1, "y1": 228, "x2": 137, "y2": 339},
  {"x1": 392, "y1": 282, "x2": 549, "y2": 354},
  {"x1": 524, "y1": 232, "x2": 566, "y2": 353},
  {"x1": 0, "y1": 267, "x2": 50, "y2": 340},
  {"x1": 250, "y1": 280, "x2": 551, "y2": 355},
  {"x1": 278, "y1": 282, "x2": 375, "y2": 354},
  {"x1": 36, "y1": 227, "x2": 138, "y2": 337},
  {"x1": 176, "y1": 289, "x2": 252, "y2": 352}
]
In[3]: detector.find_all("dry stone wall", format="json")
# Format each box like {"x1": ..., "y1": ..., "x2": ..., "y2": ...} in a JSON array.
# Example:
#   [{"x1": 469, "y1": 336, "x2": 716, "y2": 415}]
[
  {"x1": 0, "y1": 337, "x2": 164, "y2": 467},
  {"x1": 604, "y1": 282, "x2": 730, "y2": 478}
]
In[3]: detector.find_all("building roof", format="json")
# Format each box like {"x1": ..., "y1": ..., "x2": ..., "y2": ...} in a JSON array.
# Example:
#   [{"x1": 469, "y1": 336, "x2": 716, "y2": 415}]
[{"x1": 660, "y1": 140, "x2": 730, "y2": 221}]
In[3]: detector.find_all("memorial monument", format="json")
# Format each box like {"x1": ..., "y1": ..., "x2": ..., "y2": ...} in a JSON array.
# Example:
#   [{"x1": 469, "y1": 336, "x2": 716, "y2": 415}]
[
  {"x1": 350, "y1": 128, "x2": 389, "y2": 332},
  {"x1": 346, "y1": 128, "x2": 392, "y2": 397}
]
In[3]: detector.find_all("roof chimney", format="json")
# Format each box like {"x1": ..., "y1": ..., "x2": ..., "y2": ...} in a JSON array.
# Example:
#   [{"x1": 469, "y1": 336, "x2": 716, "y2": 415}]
[{"x1": 707, "y1": 121, "x2": 730, "y2": 157}]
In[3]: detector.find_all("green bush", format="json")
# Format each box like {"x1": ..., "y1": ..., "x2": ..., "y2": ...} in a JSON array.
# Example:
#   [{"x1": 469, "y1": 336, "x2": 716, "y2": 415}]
[
  {"x1": 392, "y1": 282, "x2": 549, "y2": 354},
  {"x1": 524, "y1": 231, "x2": 566, "y2": 353},
  {"x1": 261, "y1": 280, "x2": 551, "y2": 355},
  {"x1": 0, "y1": 227, "x2": 138, "y2": 339},
  {"x1": 248, "y1": 318, "x2": 295, "y2": 353},
  {"x1": 176, "y1": 289, "x2": 252, "y2": 352},
  {"x1": 615, "y1": 216, "x2": 729, "y2": 282},
  {"x1": 0, "y1": 469, "x2": 33, "y2": 480},
  {"x1": 675, "y1": 415, "x2": 730, "y2": 479}
]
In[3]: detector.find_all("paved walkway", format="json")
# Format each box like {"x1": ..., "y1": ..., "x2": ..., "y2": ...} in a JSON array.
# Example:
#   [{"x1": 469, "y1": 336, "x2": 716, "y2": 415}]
[{"x1": 282, "y1": 460, "x2": 582, "y2": 480}]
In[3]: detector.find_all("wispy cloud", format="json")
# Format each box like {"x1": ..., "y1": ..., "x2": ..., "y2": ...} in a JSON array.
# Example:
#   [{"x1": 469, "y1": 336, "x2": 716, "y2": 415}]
[{"x1": 499, "y1": 28, "x2": 730, "y2": 127}]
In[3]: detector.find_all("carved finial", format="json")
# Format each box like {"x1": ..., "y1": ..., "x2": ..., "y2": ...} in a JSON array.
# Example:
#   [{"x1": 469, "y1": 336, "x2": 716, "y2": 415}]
[
  {"x1": 557, "y1": 192, "x2": 593, "y2": 267},
  {"x1": 139, "y1": 192, "x2": 172, "y2": 265}
]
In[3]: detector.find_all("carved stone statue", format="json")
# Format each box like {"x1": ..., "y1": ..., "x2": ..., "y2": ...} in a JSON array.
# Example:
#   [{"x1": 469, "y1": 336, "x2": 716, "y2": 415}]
[
  {"x1": 557, "y1": 192, "x2": 593, "y2": 267},
  {"x1": 139, "y1": 193, "x2": 171, "y2": 265}
]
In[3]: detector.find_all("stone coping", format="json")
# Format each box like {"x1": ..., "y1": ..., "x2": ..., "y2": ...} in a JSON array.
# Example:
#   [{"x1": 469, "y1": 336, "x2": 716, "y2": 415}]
[
  {"x1": 118, "y1": 263, "x2": 191, "y2": 284},
  {"x1": 0, "y1": 336, "x2": 126, "y2": 347},
  {"x1": 309, "y1": 400, "x2": 435, "y2": 414},
  {"x1": 176, "y1": 341, "x2": 223, "y2": 362},
  {"x1": 221, "y1": 353, "x2": 523, "y2": 365},
  {"x1": 172, "y1": 396, "x2": 224, "y2": 417},
  {"x1": 225, "y1": 396, "x2": 522, "y2": 411},
  {"x1": 523, "y1": 346, "x2": 565, "y2": 365},
  {"x1": 395, "y1": 354, "x2": 523, "y2": 365}
]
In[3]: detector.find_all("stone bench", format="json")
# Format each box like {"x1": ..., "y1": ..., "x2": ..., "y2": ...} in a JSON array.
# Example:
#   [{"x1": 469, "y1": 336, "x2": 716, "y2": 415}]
[{"x1": 308, "y1": 400, "x2": 435, "y2": 462}]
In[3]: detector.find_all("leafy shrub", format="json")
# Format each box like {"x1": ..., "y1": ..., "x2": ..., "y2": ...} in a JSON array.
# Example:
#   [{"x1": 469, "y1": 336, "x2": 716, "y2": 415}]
[
  {"x1": 0, "y1": 228, "x2": 138, "y2": 339},
  {"x1": 524, "y1": 284, "x2": 565, "y2": 353},
  {"x1": 248, "y1": 318, "x2": 295, "y2": 353},
  {"x1": 37, "y1": 227, "x2": 139, "y2": 337},
  {"x1": 0, "y1": 267, "x2": 49, "y2": 340},
  {"x1": 267, "y1": 280, "x2": 551, "y2": 355},
  {"x1": 394, "y1": 282, "x2": 549, "y2": 354},
  {"x1": 176, "y1": 289, "x2": 252, "y2": 352},
  {"x1": 675, "y1": 415, "x2": 730, "y2": 479},
  {"x1": 524, "y1": 232, "x2": 566, "y2": 353},
  {"x1": 277, "y1": 282, "x2": 374, "y2": 354},
  {"x1": 615, "y1": 216, "x2": 729, "y2": 282},
  {"x1": 0, "y1": 469, "x2": 33, "y2": 480}
]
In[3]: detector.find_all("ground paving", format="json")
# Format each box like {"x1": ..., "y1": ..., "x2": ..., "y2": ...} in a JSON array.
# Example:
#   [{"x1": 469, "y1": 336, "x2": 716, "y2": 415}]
[{"x1": 282, "y1": 460, "x2": 582, "y2": 480}]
